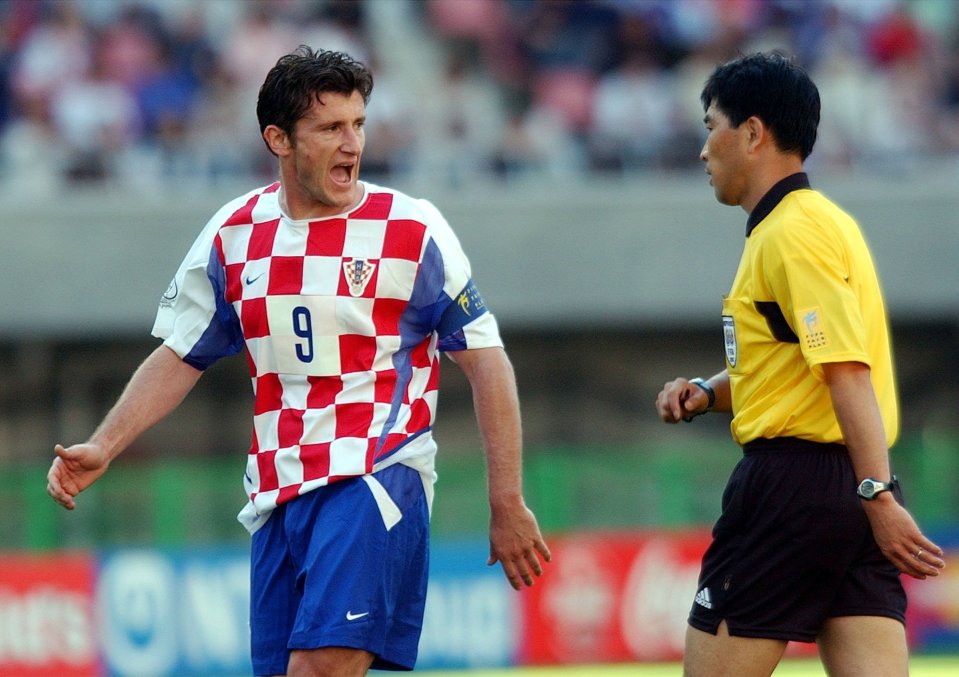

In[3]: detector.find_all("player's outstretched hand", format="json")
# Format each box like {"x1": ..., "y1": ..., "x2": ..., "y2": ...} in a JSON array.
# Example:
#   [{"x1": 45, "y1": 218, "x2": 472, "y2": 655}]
[
  {"x1": 47, "y1": 443, "x2": 110, "y2": 510},
  {"x1": 655, "y1": 377, "x2": 708, "y2": 423},
  {"x1": 488, "y1": 500, "x2": 552, "y2": 590},
  {"x1": 863, "y1": 498, "x2": 946, "y2": 580}
]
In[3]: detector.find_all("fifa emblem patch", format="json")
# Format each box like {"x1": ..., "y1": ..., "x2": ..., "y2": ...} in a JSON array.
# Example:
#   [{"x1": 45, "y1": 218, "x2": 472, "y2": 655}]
[
  {"x1": 159, "y1": 278, "x2": 178, "y2": 309},
  {"x1": 436, "y1": 279, "x2": 488, "y2": 337},
  {"x1": 343, "y1": 258, "x2": 376, "y2": 297},
  {"x1": 722, "y1": 315, "x2": 737, "y2": 367},
  {"x1": 800, "y1": 307, "x2": 828, "y2": 350},
  {"x1": 457, "y1": 282, "x2": 485, "y2": 317}
]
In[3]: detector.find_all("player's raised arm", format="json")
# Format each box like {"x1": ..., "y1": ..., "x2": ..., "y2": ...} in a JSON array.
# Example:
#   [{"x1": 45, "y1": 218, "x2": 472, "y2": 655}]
[{"x1": 47, "y1": 345, "x2": 202, "y2": 509}]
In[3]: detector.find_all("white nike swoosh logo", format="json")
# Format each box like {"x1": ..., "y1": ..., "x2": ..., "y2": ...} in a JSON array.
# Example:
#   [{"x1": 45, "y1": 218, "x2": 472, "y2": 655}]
[{"x1": 346, "y1": 611, "x2": 369, "y2": 621}]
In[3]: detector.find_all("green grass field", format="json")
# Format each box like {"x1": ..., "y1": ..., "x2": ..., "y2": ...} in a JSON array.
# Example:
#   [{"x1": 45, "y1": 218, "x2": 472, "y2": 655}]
[{"x1": 420, "y1": 656, "x2": 959, "y2": 676}]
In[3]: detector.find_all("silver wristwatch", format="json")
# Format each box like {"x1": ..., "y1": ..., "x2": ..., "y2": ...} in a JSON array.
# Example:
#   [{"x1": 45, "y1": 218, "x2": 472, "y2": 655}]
[{"x1": 856, "y1": 477, "x2": 896, "y2": 500}]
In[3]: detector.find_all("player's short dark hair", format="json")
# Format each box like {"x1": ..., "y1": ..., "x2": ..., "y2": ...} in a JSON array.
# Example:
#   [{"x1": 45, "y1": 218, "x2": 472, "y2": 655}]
[
  {"x1": 701, "y1": 52, "x2": 819, "y2": 161},
  {"x1": 257, "y1": 45, "x2": 374, "y2": 143}
]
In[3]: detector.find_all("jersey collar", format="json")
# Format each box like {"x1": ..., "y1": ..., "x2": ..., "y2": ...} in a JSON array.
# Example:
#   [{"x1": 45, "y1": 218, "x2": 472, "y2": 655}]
[{"x1": 746, "y1": 172, "x2": 811, "y2": 237}]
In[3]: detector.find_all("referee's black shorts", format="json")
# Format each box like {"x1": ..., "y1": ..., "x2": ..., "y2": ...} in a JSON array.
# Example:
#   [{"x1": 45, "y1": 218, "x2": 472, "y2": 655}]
[{"x1": 688, "y1": 437, "x2": 907, "y2": 643}]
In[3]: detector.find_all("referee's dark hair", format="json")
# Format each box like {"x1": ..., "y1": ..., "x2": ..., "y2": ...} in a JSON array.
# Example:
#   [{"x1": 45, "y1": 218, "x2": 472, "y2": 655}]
[
  {"x1": 257, "y1": 45, "x2": 374, "y2": 153},
  {"x1": 701, "y1": 51, "x2": 820, "y2": 161}
]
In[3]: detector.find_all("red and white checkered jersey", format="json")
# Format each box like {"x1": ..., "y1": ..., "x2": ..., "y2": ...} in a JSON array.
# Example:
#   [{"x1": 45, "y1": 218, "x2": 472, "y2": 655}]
[{"x1": 152, "y1": 181, "x2": 503, "y2": 533}]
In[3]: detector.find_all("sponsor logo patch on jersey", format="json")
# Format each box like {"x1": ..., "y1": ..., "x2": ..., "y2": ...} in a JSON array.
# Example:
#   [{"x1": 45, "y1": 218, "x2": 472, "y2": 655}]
[
  {"x1": 722, "y1": 315, "x2": 737, "y2": 367},
  {"x1": 800, "y1": 307, "x2": 828, "y2": 351},
  {"x1": 343, "y1": 258, "x2": 376, "y2": 297}
]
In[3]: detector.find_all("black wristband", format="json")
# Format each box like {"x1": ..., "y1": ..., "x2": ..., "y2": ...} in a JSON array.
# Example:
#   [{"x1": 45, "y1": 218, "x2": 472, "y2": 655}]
[{"x1": 683, "y1": 377, "x2": 715, "y2": 422}]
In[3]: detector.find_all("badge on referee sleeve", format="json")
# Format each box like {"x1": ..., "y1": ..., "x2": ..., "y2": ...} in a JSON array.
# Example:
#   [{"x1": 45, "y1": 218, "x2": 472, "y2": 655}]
[{"x1": 799, "y1": 307, "x2": 828, "y2": 351}]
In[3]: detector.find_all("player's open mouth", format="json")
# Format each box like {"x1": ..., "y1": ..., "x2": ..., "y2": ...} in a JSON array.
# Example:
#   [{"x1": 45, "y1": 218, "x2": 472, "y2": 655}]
[{"x1": 331, "y1": 163, "x2": 354, "y2": 185}]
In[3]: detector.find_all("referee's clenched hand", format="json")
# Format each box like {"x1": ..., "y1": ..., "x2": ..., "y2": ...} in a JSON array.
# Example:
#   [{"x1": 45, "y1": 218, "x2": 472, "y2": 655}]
[{"x1": 655, "y1": 377, "x2": 709, "y2": 423}]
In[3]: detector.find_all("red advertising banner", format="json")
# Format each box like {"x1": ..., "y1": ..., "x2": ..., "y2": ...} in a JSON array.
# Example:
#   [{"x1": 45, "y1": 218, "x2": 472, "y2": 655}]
[
  {"x1": 517, "y1": 530, "x2": 817, "y2": 665},
  {"x1": 0, "y1": 552, "x2": 101, "y2": 677},
  {"x1": 518, "y1": 529, "x2": 712, "y2": 664}
]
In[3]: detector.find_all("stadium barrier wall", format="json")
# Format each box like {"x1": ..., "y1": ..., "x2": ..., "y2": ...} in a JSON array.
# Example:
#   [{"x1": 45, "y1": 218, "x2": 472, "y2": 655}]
[
  {"x1": 5, "y1": 434, "x2": 957, "y2": 552},
  {"x1": 4, "y1": 170, "x2": 958, "y2": 337},
  {"x1": 2, "y1": 531, "x2": 958, "y2": 677}
]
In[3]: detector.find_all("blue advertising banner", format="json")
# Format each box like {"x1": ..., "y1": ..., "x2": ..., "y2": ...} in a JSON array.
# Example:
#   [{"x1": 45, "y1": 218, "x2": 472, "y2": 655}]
[
  {"x1": 97, "y1": 548, "x2": 252, "y2": 677},
  {"x1": 95, "y1": 539, "x2": 517, "y2": 676},
  {"x1": 418, "y1": 539, "x2": 520, "y2": 670}
]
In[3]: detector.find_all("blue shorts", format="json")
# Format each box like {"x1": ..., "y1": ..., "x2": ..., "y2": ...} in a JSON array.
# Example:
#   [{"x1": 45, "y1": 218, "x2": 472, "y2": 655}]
[{"x1": 250, "y1": 463, "x2": 430, "y2": 675}]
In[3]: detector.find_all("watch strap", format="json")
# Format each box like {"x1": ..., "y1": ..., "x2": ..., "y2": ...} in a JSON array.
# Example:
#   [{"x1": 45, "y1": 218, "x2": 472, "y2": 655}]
[{"x1": 683, "y1": 377, "x2": 716, "y2": 422}]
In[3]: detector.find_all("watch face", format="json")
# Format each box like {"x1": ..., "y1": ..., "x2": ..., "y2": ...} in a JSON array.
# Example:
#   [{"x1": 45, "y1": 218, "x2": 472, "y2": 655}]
[{"x1": 859, "y1": 480, "x2": 876, "y2": 498}]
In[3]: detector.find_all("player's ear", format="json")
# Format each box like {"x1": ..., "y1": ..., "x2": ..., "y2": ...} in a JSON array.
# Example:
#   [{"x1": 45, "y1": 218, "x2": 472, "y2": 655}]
[{"x1": 263, "y1": 125, "x2": 292, "y2": 156}]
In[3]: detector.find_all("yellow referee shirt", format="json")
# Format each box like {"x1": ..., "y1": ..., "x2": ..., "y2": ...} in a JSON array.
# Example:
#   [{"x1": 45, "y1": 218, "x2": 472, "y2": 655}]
[{"x1": 722, "y1": 173, "x2": 899, "y2": 447}]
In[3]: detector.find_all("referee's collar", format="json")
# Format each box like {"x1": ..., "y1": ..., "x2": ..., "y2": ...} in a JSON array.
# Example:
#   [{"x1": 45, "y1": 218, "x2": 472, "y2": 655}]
[{"x1": 746, "y1": 172, "x2": 810, "y2": 237}]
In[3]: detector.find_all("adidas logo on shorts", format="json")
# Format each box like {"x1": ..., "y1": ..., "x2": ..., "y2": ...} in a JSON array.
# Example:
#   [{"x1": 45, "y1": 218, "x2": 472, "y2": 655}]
[{"x1": 694, "y1": 587, "x2": 713, "y2": 609}]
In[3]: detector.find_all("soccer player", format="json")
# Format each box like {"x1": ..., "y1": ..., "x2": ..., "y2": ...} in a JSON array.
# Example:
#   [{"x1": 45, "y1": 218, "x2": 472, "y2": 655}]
[
  {"x1": 654, "y1": 52, "x2": 945, "y2": 677},
  {"x1": 47, "y1": 46, "x2": 550, "y2": 676}
]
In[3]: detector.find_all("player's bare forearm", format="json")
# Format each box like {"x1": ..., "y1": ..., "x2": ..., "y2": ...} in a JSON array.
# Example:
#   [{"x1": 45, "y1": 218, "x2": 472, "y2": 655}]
[
  {"x1": 48, "y1": 345, "x2": 202, "y2": 509},
  {"x1": 823, "y1": 361, "x2": 945, "y2": 578},
  {"x1": 84, "y1": 345, "x2": 202, "y2": 458},
  {"x1": 449, "y1": 347, "x2": 551, "y2": 588}
]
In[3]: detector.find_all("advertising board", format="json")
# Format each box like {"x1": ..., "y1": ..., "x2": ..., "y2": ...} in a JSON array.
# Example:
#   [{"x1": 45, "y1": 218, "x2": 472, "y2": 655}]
[
  {"x1": 0, "y1": 552, "x2": 100, "y2": 677},
  {"x1": 2, "y1": 527, "x2": 958, "y2": 675}
]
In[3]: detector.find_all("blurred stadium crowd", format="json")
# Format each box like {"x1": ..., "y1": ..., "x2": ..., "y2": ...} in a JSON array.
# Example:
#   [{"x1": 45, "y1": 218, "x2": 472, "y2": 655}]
[{"x1": 2, "y1": 0, "x2": 959, "y2": 193}]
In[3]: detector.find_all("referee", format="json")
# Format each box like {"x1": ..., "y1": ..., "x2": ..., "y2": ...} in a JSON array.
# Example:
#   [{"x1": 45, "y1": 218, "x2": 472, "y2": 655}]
[{"x1": 655, "y1": 52, "x2": 945, "y2": 677}]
